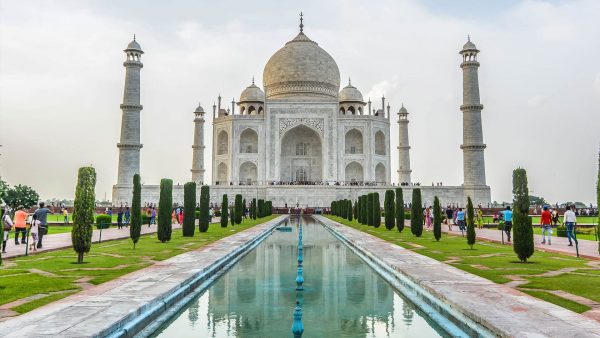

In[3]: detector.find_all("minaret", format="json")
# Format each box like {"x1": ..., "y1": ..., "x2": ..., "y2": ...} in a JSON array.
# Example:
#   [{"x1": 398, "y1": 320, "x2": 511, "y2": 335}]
[
  {"x1": 460, "y1": 36, "x2": 487, "y2": 190},
  {"x1": 397, "y1": 104, "x2": 412, "y2": 184},
  {"x1": 116, "y1": 36, "x2": 144, "y2": 189},
  {"x1": 191, "y1": 103, "x2": 206, "y2": 184}
]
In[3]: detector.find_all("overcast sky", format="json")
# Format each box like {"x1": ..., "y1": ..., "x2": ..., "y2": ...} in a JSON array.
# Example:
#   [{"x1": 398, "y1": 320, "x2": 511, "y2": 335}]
[{"x1": 1, "y1": 0, "x2": 599, "y2": 204}]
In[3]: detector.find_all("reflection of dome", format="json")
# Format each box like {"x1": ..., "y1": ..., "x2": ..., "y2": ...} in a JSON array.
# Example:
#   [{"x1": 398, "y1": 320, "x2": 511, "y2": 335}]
[
  {"x1": 339, "y1": 82, "x2": 363, "y2": 103},
  {"x1": 239, "y1": 82, "x2": 265, "y2": 102},
  {"x1": 263, "y1": 32, "x2": 340, "y2": 99}
]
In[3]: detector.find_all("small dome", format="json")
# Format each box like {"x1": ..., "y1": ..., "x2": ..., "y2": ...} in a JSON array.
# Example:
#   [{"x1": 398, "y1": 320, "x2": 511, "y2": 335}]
[
  {"x1": 125, "y1": 37, "x2": 143, "y2": 53},
  {"x1": 194, "y1": 103, "x2": 204, "y2": 113},
  {"x1": 339, "y1": 81, "x2": 364, "y2": 103},
  {"x1": 399, "y1": 104, "x2": 408, "y2": 114},
  {"x1": 461, "y1": 37, "x2": 478, "y2": 52},
  {"x1": 239, "y1": 83, "x2": 265, "y2": 102}
]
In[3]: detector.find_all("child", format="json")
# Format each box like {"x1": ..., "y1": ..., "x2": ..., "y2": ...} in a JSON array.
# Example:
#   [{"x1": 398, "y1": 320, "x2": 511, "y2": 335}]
[{"x1": 30, "y1": 214, "x2": 40, "y2": 251}]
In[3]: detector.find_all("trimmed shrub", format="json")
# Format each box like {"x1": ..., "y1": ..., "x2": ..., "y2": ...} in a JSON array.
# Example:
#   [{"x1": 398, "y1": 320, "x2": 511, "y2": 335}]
[
  {"x1": 252, "y1": 198, "x2": 257, "y2": 220},
  {"x1": 384, "y1": 190, "x2": 395, "y2": 230},
  {"x1": 347, "y1": 199, "x2": 353, "y2": 221},
  {"x1": 157, "y1": 179, "x2": 173, "y2": 243},
  {"x1": 367, "y1": 193, "x2": 374, "y2": 226},
  {"x1": 221, "y1": 194, "x2": 228, "y2": 228},
  {"x1": 353, "y1": 200, "x2": 357, "y2": 220},
  {"x1": 395, "y1": 188, "x2": 404, "y2": 232},
  {"x1": 95, "y1": 214, "x2": 112, "y2": 229},
  {"x1": 258, "y1": 199, "x2": 264, "y2": 218},
  {"x1": 433, "y1": 196, "x2": 442, "y2": 241},
  {"x1": 411, "y1": 189, "x2": 423, "y2": 237},
  {"x1": 234, "y1": 194, "x2": 243, "y2": 224},
  {"x1": 372, "y1": 192, "x2": 381, "y2": 228},
  {"x1": 512, "y1": 168, "x2": 534, "y2": 262},
  {"x1": 199, "y1": 185, "x2": 210, "y2": 232},
  {"x1": 183, "y1": 182, "x2": 196, "y2": 237},
  {"x1": 130, "y1": 174, "x2": 142, "y2": 248},
  {"x1": 72, "y1": 167, "x2": 96, "y2": 264},
  {"x1": 466, "y1": 196, "x2": 476, "y2": 248},
  {"x1": 361, "y1": 195, "x2": 368, "y2": 225},
  {"x1": 230, "y1": 205, "x2": 235, "y2": 225}
]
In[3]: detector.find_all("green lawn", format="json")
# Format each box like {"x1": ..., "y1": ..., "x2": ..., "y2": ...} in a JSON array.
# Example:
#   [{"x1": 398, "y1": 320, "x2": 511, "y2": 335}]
[
  {"x1": 326, "y1": 216, "x2": 598, "y2": 314},
  {"x1": 0, "y1": 215, "x2": 277, "y2": 314}
]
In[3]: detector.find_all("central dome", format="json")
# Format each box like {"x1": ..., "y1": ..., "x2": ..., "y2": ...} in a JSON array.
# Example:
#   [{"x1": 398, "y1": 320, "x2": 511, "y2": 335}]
[{"x1": 263, "y1": 32, "x2": 340, "y2": 100}]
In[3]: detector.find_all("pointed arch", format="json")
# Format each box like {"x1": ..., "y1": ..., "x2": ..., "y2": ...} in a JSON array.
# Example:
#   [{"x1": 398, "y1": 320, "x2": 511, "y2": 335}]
[
  {"x1": 375, "y1": 131, "x2": 386, "y2": 155},
  {"x1": 217, "y1": 130, "x2": 228, "y2": 155},
  {"x1": 239, "y1": 128, "x2": 258, "y2": 153},
  {"x1": 345, "y1": 129, "x2": 363, "y2": 154}
]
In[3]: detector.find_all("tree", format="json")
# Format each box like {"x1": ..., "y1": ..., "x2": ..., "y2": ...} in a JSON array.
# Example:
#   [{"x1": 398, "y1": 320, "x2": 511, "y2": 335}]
[
  {"x1": 157, "y1": 179, "x2": 173, "y2": 243},
  {"x1": 221, "y1": 195, "x2": 228, "y2": 227},
  {"x1": 347, "y1": 199, "x2": 353, "y2": 221},
  {"x1": 130, "y1": 174, "x2": 142, "y2": 248},
  {"x1": 367, "y1": 193, "x2": 374, "y2": 226},
  {"x1": 199, "y1": 185, "x2": 210, "y2": 232},
  {"x1": 4, "y1": 184, "x2": 39, "y2": 210},
  {"x1": 372, "y1": 192, "x2": 381, "y2": 228},
  {"x1": 71, "y1": 167, "x2": 96, "y2": 264},
  {"x1": 395, "y1": 188, "x2": 405, "y2": 232},
  {"x1": 234, "y1": 194, "x2": 243, "y2": 224},
  {"x1": 252, "y1": 198, "x2": 257, "y2": 219},
  {"x1": 361, "y1": 195, "x2": 368, "y2": 225},
  {"x1": 529, "y1": 195, "x2": 548, "y2": 206},
  {"x1": 433, "y1": 196, "x2": 442, "y2": 241},
  {"x1": 512, "y1": 168, "x2": 534, "y2": 262},
  {"x1": 353, "y1": 200, "x2": 358, "y2": 220},
  {"x1": 258, "y1": 199, "x2": 264, "y2": 218},
  {"x1": 384, "y1": 190, "x2": 395, "y2": 230},
  {"x1": 183, "y1": 182, "x2": 196, "y2": 237},
  {"x1": 0, "y1": 178, "x2": 8, "y2": 203},
  {"x1": 411, "y1": 189, "x2": 423, "y2": 237},
  {"x1": 243, "y1": 198, "x2": 246, "y2": 221},
  {"x1": 466, "y1": 196, "x2": 476, "y2": 249},
  {"x1": 230, "y1": 204, "x2": 235, "y2": 225}
]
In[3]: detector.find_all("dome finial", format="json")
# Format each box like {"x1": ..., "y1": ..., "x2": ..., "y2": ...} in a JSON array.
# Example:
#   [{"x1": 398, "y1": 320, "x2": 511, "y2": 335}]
[
  {"x1": 348, "y1": 77, "x2": 351, "y2": 86},
  {"x1": 133, "y1": 34, "x2": 136, "y2": 41},
  {"x1": 299, "y1": 12, "x2": 304, "y2": 33},
  {"x1": 467, "y1": 34, "x2": 470, "y2": 42},
  {"x1": 252, "y1": 76, "x2": 255, "y2": 85}
]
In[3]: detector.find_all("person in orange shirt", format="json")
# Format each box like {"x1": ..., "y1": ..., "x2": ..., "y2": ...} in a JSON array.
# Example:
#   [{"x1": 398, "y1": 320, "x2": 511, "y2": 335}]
[
  {"x1": 13, "y1": 206, "x2": 29, "y2": 245},
  {"x1": 540, "y1": 206, "x2": 552, "y2": 245}
]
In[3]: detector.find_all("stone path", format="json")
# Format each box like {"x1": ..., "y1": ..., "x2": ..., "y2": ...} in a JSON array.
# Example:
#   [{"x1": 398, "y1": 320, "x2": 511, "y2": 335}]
[
  {"x1": 1, "y1": 223, "x2": 182, "y2": 259},
  {"x1": 442, "y1": 226, "x2": 600, "y2": 259},
  {"x1": 318, "y1": 216, "x2": 600, "y2": 337},
  {"x1": 0, "y1": 216, "x2": 286, "y2": 337}
]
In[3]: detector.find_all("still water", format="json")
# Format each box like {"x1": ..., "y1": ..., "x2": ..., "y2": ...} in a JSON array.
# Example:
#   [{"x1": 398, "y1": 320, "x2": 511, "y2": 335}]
[{"x1": 153, "y1": 216, "x2": 449, "y2": 337}]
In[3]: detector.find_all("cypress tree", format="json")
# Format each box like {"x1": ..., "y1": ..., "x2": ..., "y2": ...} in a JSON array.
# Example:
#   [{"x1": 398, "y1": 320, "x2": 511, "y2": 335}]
[
  {"x1": 357, "y1": 197, "x2": 362, "y2": 223},
  {"x1": 353, "y1": 200, "x2": 358, "y2": 220},
  {"x1": 513, "y1": 168, "x2": 534, "y2": 262},
  {"x1": 384, "y1": 190, "x2": 395, "y2": 230},
  {"x1": 252, "y1": 198, "x2": 257, "y2": 219},
  {"x1": 411, "y1": 188, "x2": 423, "y2": 237},
  {"x1": 234, "y1": 194, "x2": 243, "y2": 224},
  {"x1": 466, "y1": 196, "x2": 476, "y2": 249},
  {"x1": 367, "y1": 193, "x2": 374, "y2": 226},
  {"x1": 372, "y1": 192, "x2": 381, "y2": 228},
  {"x1": 433, "y1": 196, "x2": 442, "y2": 241},
  {"x1": 395, "y1": 188, "x2": 405, "y2": 232},
  {"x1": 71, "y1": 167, "x2": 96, "y2": 264},
  {"x1": 230, "y1": 205, "x2": 235, "y2": 225},
  {"x1": 258, "y1": 199, "x2": 264, "y2": 218},
  {"x1": 220, "y1": 194, "x2": 228, "y2": 228},
  {"x1": 348, "y1": 199, "x2": 353, "y2": 221},
  {"x1": 130, "y1": 174, "x2": 142, "y2": 248},
  {"x1": 157, "y1": 179, "x2": 173, "y2": 243},
  {"x1": 361, "y1": 195, "x2": 368, "y2": 225},
  {"x1": 182, "y1": 182, "x2": 196, "y2": 237},
  {"x1": 199, "y1": 185, "x2": 210, "y2": 232},
  {"x1": 242, "y1": 198, "x2": 246, "y2": 221}
]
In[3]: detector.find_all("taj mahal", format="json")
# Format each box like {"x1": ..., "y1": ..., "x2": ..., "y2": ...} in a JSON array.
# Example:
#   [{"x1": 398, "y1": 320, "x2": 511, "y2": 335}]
[{"x1": 112, "y1": 16, "x2": 491, "y2": 208}]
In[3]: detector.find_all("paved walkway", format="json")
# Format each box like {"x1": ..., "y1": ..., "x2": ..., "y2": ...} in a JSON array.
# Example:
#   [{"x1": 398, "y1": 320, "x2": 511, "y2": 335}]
[
  {"x1": 441, "y1": 226, "x2": 600, "y2": 259},
  {"x1": 1, "y1": 224, "x2": 182, "y2": 259},
  {"x1": 319, "y1": 216, "x2": 600, "y2": 337},
  {"x1": 0, "y1": 216, "x2": 286, "y2": 337}
]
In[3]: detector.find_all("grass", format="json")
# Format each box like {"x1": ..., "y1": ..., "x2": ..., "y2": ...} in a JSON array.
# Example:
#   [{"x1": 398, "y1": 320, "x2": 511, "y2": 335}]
[
  {"x1": 326, "y1": 215, "x2": 600, "y2": 314},
  {"x1": 0, "y1": 215, "x2": 278, "y2": 314}
]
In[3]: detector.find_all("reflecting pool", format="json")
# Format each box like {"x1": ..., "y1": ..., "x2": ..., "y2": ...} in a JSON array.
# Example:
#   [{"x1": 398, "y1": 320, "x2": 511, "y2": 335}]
[{"x1": 153, "y1": 217, "x2": 449, "y2": 337}]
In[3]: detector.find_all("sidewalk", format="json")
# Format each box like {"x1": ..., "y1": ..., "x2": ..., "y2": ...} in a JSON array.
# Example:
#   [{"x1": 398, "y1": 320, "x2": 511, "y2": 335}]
[
  {"x1": 1, "y1": 223, "x2": 182, "y2": 259},
  {"x1": 442, "y1": 226, "x2": 600, "y2": 259}
]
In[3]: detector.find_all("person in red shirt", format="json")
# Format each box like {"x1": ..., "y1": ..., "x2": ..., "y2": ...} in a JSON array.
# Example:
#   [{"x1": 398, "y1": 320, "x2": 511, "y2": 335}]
[{"x1": 540, "y1": 206, "x2": 552, "y2": 245}]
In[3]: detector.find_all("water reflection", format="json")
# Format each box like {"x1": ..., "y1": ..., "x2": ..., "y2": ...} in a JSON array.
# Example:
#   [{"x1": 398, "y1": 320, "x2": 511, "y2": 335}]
[{"x1": 154, "y1": 217, "x2": 448, "y2": 338}]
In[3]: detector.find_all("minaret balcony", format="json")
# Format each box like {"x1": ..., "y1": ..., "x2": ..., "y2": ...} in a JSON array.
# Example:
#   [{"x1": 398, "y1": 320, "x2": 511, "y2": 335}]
[
  {"x1": 397, "y1": 145, "x2": 411, "y2": 150},
  {"x1": 460, "y1": 144, "x2": 487, "y2": 150},
  {"x1": 460, "y1": 61, "x2": 480, "y2": 68},
  {"x1": 123, "y1": 61, "x2": 143, "y2": 68},
  {"x1": 120, "y1": 104, "x2": 143, "y2": 110},
  {"x1": 460, "y1": 104, "x2": 484, "y2": 111},
  {"x1": 192, "y1": 145, "x2": 206, "y2": 150},
  {"x1": 117, "y1": 143, "x2": 143, "y2": 149}
]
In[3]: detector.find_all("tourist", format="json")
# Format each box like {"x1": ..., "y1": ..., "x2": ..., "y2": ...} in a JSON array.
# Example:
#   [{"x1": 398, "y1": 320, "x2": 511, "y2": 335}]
[
  {"x1": 551, "y1": 208, "x2": 560, "y2": 226},
  {"x1": 62, "y1": 208, "x2": 69, "y2": 225},
  {"x1": 2, "y1": 208, "x2": 13, "y2": 253},
  {"x1": 540, "y1": 206, "x2": 552, "y2": 245},
  {"x1": 424, "y1": 206, "x2": 432, "y2": 230},
  {"x1": 13, "y1": 206, "x2": 28, "y2": 245},
  {"x1": 29, "y1": 214, "x2": 40, "y2": 252},
  {"x1": 445, "y1": 206, "x2": 453, "y2": 231},
  {"x1": 456, "y1": 208, "x2": 466, "y2": 236},
  {"x1": 117, "y1": 207, "x2": 124, "y2": 229},
  {"x1": 124, "y1": 207, "x2": 130, "y2": 227},
  {"x1": 502, "y1": 206, "x2": 513, "y2": 242},
  {"x1": 476, "y1": 207, "x2": 484, "y2": 229},
  {"x1": 150, "y1": 207, "x2": 157, "y2": 226},
  {"x1": 178, "y1": 209, "x2": 183, "y2": 224},
  {"x1": 563, "y1": 205, "x2": 577, "y2": 246},
  {"x1": 171, "y1": 208, "x2": 177, "y2": 224},
  {"x1": 34, "y1": 202, "x2": 53, "y2": 249}
]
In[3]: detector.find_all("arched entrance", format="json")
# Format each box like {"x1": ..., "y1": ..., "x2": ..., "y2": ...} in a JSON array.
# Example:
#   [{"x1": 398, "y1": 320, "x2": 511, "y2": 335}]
[
  {"x1": 375, "y1": 163, "x2": 386, "y2": 183},
  {"x1": 239, "y1": 161, "x2": 257, "y2": 185},
  {"x1": 345, "y1": 161, "x2": 363, "y2": 183},
  {"x1": 280, "y1": 125, "x2": 322, "y2": 183}
]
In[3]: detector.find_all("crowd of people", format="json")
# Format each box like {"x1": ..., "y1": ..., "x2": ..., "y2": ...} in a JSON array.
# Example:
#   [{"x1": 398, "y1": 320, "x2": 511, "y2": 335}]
[{"x1": 1, "y1": 202, "x2": 53, "y2": 254}]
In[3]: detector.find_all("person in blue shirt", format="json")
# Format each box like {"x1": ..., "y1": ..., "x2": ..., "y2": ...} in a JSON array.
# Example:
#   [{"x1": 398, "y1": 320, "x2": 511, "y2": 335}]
[
  {"x1": 502, "y1": 206, "x2": 513, "y2": 242},
  {"x1": 456, "y1": 208, "x2": 466, "y2": 235}
]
